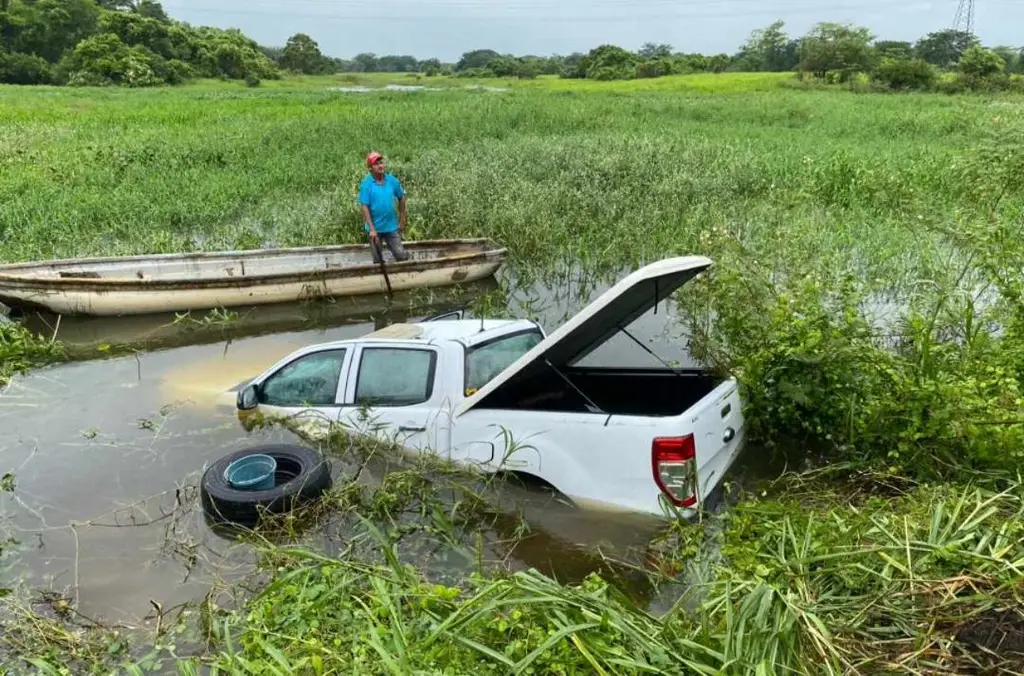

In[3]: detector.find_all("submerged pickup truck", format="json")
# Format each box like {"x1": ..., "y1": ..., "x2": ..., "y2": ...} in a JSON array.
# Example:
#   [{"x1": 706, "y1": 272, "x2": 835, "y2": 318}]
[{"x1": 234, "y1": 256, "x2": 746, "y2": 518}]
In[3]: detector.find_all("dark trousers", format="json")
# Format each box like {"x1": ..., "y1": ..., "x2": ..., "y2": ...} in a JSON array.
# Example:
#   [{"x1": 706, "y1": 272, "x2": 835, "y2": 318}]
[{"x1": 369, "y1": 231, "x2": 409, "y2": 263}]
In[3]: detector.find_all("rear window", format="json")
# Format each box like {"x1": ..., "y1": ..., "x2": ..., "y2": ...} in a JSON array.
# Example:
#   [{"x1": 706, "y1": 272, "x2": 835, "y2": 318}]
[{"x1": 465, "y1": 330, "x2": 543, "y2": 394}]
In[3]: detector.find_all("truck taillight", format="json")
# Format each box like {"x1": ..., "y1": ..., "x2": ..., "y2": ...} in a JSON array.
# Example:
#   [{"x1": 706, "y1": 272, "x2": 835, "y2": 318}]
[{"x1": 652, "y1": 435, "x2": 697, "y2": 508}]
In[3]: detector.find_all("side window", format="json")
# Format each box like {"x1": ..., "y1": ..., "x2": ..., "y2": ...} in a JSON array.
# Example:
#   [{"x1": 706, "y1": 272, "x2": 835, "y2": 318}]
[
  {"x1": 259, "y1": 349, "x2": 347, "y2": 407},
  {"x1": 465, "y1": 330, "x2": 543, "y2": 394},
  {"x1": 355, "y1": 348, "x2": 436, "y2": 407}
]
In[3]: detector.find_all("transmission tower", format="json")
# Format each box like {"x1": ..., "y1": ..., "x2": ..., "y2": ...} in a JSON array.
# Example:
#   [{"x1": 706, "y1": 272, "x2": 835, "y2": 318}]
[{"x1": 953, "y1": 0, "x2": 975, "y2": 35}]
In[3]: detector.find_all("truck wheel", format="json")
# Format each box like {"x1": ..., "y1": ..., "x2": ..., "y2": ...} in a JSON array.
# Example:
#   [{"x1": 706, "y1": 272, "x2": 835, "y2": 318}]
[{"x1": 200, "y1": 443, "x2": 332, "y2": 527}]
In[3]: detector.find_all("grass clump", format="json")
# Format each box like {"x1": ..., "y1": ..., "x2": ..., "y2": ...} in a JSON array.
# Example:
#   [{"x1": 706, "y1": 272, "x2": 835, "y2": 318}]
[
  {"x1": 209, "y1": 550, "x2": 692, "y2": 676},
  {"x1": 0, "y1": 322, "x2": 64, "y2": 387},
  {"x1": 165, "y1": 473, "x2": 1024, "y2": 675},
  {"x1": 702, "y1": 471, "x2": 1024, "y2": 674}
]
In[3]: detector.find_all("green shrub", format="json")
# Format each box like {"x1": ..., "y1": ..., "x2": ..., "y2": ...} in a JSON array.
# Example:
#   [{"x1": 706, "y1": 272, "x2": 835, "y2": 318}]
[
  {"x1": 0, "y1": 52, "x2": 53, "y2": 85},
  {"x1": 872, "y1": 57, "x2": 937, "y2": 90}
]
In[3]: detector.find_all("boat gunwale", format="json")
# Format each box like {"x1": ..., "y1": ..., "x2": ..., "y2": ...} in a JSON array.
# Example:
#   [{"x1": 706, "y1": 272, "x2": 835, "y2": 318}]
[{"x1": 0, "y1": 239, "x2": 506, "y2": 292}]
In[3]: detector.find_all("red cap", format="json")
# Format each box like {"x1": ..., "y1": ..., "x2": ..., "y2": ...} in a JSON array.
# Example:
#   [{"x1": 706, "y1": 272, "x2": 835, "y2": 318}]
[{"x1": 366, "y1": 151, "x2": 383, "y2": 167}]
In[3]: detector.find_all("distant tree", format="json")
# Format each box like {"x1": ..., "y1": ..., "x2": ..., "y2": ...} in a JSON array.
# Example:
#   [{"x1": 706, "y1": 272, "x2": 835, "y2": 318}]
[
  {"x1": 352, "y1": 52, "x2": 377, "y2": 72},
  {"x1": 706, "y1": 53, "x2": 731, "y2": 73},
  {"x1": 559, "y1": 52, "x2": 586, "y2": 78},
  {"x1": 485, "y1": 56, "x2": 517, "y2": 77},
  {"x1": 419, "y1": 57, "x2": 441, "y2": 75},
  {"x1": 578, "y1": 44, "x2": 636, "y2": 80},
  {"x1": 0, "y1": 51, "x2": 52, "y2": 83},
  {"x1": 914, "y1": 29, "x2": 977, "y2": 68},
  {"x1": 376, "y1": 54, "x2": 418, "y2": 72},
  {"x1": 520, "y1": 55, "x2": 559, "y2": 75},
  {"x1": 635, "y1": 57, "x2": 672, "y2": 78},
  {"x1": 872, "y1": 57, "x2": 936, "y2": 90},
  {"x1": 638, "y1": 42, "x2": 672, "y2": 59},
  {"x1": 280, "y1": 32, "x2": 324, "y2": 74},
  {"x1": 259, "y1": 45, "x2": 284, "y2": 64},
  {"x1": 798, "y1": 22, "x2": 875, "y2": 81},
  {"x1": 958, "y1": 45, "x2": 1005, "y2": 78},
  {"x1": 100, "y1": 11, "x2": 174, "y2": 59},
  {"x1": 676, "y1": 53, "x2": 708, "y2": 72},
  {"x1": 95, "y1": 0, "x2": 137, "y2": 10},
  {"x1": 59, "y1": 32, "x2": 163, "y2": 86},
  {"x1": 991, "y1": 46, "x2": 1020, "y2": 74},
  {"x1": 739, "y1": 20, "x2": 797, "y2": 71},
  {"x1": 874, "y1": 40, "x2": 914, "y2": 60},
  {"x1": 136, "y1": 0, "x2": 168, "y2": 22},
  {"x1": 456, "y1": 49, "x2": 499, "y2": 71},
  {"x1": 13, "y1": 0, "x2": 101, "y2": 63}
]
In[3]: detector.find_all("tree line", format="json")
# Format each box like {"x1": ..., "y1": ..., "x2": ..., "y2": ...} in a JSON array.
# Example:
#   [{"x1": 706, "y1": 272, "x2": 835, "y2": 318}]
[
  {"x1": 1, "y1": 1, "x2": 1022, "y2": 91},
  {"x1": 0, "y1": 0, "x2": 278, "y2": 86},
  {"x1": 444, "y1": 23, "x2": 1022, "y2": 92},
  {"x1": 269, "y1": 22, "x2": 1023, "y2": 93}
]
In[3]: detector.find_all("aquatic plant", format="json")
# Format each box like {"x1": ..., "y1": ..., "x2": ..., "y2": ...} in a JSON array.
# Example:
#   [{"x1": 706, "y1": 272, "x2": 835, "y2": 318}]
[{"x1": 0, "y1": 322, "x2": 64, "y2": 387}]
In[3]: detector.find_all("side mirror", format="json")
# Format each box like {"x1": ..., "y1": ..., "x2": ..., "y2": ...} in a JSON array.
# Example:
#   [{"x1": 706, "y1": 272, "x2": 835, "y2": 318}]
[{"x1": 237, "y1": 383, "x2": 259, "y2": 410}]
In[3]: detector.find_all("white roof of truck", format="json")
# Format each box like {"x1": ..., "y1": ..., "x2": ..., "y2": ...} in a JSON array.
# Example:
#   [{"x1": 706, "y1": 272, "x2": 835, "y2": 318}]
[{"x1": 366, "y1": 319, "x2": 537, "y2": 345}]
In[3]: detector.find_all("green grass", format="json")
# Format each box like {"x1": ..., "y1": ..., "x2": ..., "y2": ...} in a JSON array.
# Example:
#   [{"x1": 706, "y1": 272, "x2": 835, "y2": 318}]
[{"x1": 2, "y1": 77, "x2": 1019, "y2": 287}]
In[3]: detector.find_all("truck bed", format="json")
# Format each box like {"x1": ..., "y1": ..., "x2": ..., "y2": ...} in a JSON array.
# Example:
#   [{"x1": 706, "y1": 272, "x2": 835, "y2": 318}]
[{"x1": 476, "y1": 366, "x2": 723, "y2": 417}]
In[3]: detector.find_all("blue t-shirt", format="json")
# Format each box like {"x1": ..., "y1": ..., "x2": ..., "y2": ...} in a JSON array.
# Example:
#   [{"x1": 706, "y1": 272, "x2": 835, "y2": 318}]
[{"x1": 358, "y1": 173, "x2": 405, "y2": 234}]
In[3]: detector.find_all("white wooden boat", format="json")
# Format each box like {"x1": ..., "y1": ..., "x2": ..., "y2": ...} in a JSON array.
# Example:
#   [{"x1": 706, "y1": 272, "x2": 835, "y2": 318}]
[{"x1": 0, "y1": 239, "x2": 506, "y2": 317}]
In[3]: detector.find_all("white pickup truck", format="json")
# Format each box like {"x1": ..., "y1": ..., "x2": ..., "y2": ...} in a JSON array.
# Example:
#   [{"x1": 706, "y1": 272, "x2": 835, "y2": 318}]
[{"x1": 234, "y1": 256, "x2": 746, "y2": 518}]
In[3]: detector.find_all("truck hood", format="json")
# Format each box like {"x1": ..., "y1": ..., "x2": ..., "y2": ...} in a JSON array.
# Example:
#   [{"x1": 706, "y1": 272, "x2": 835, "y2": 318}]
[{"x1": 454, "y1": 255, "x2": 712, "y2": 417}]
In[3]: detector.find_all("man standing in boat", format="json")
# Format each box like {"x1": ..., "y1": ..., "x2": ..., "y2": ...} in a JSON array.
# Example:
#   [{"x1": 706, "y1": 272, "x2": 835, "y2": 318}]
[{"x1": 359, "y1": 151, "x2": 409, "y2": 264}]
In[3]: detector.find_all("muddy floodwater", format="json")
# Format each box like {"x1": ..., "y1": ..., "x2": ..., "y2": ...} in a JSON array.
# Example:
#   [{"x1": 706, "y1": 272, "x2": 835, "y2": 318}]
[{"x1": 0, "y1": 270, "x2": 759, "y2": 627}]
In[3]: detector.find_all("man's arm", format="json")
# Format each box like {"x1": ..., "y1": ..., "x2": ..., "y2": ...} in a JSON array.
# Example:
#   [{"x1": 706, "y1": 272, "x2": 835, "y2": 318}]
[
  {"x1": 393, "y1": 176, "x2": 407, "y2": 234},
  {"x1": 361, "y1": 204, "x2": 377, "y2": 239},
  {"x1": 358, "y1": 181, "x2": 377, "y2": 239}
]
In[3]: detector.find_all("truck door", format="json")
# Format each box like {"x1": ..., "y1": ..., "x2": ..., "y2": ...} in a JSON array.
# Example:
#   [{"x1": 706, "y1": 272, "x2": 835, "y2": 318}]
[{"x1": 337, "y1": 343, "x2": 445, "y2": 454}]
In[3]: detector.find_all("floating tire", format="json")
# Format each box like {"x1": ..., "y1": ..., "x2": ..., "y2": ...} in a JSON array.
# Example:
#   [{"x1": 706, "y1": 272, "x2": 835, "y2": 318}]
[{"x1": 200, "y1": 443, "x2": 332, "y2": 527}]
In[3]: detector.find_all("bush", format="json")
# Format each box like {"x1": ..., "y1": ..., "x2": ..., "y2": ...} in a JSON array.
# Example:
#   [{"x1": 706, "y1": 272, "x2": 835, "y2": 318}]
[
  {"x1": 163, "y1": 59, "x2": 194, "y2": 85},
  {"x1": 872, "y1": 57, "x2": 936, "y2": 91},
  {"x1": 635, "y1": 58, "x2": 673, "y2": 79},
  {"x1": 681, "y1": 129, "x2": 1024, "y2": 477},
  {"x1": 937, "y1": 72, "x2": 1015, "y2": 94},
  {"x1": 958, "y1": 46, "x2": 1006, "y2": 78},
  {"x1": 60, "y1": 33, "x2": 165, "y2": 87},
  {"x1": 0, "y1": 52, "x2": 53, "y2": 85}
]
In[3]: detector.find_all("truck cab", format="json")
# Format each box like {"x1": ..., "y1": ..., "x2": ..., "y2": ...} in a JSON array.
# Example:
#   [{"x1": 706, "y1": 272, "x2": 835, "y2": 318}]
[{"x1": 236, "y1": 256, "x2": 746, "y2": 519}]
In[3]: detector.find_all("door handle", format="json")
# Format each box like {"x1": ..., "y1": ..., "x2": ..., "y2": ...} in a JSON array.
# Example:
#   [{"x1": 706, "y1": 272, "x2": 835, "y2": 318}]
[
  {"x1": 723, "y1": 427, "x2": 735, "y2": 443},
  {"x1": 399, "y1": 424, "x2": 426, "y2": 432}
]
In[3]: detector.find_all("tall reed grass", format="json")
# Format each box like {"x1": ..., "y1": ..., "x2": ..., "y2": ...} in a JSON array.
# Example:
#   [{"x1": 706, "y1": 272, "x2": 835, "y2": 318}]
[{"x1": 1, "y1": 83, "x2": 1017, "y2": 290}]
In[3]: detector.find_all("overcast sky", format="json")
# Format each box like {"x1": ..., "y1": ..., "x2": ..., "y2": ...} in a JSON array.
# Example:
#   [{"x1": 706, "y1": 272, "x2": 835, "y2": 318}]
[{"x1": 160, "y1": 0, "x2": 1022, "y2": 61}]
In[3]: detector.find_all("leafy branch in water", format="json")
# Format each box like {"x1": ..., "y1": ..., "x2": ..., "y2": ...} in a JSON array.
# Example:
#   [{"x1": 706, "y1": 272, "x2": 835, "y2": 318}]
[{"x1": 0, "y1": 321, "x2": 65, "y2": 387}]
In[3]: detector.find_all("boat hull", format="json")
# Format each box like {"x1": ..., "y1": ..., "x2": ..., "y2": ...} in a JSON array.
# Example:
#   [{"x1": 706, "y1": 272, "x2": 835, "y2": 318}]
[{"x1": 0, "y1": 240, "x2": 505, "y2": 317}]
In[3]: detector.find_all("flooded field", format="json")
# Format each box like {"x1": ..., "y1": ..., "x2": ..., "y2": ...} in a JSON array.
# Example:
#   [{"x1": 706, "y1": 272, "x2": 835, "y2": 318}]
[{"x1": 0, "y1": 268, "x2": 751, "y2": 630}]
